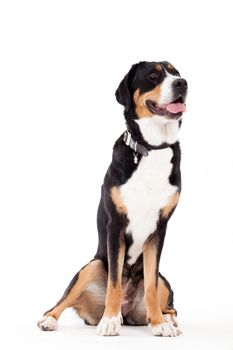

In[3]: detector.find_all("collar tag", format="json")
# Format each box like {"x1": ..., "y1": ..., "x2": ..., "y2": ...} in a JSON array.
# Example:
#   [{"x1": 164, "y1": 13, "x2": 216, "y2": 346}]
[{"x1": 133, "y1": 152, "x2": 138, "y2": 164}]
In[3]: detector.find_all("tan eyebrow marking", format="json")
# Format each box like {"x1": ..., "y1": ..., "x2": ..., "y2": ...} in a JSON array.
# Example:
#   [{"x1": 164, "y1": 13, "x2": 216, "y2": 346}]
[{"x1": 155, "y1": 64, "x2": 162, "y2": 71}]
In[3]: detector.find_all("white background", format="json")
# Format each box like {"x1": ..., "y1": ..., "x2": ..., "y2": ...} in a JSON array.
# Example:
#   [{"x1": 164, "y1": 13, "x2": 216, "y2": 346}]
[{"x1": 0, "y1": 0, "x2": 233, "y2": 349}]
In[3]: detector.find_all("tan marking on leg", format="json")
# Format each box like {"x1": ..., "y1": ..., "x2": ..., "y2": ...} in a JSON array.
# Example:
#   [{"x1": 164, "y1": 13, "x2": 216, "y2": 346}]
[
  {"x1": 158, "y1": 277, "x2": 176, "y2": 316},
  {"x1": 44, "y1": 260, "x2": 105, "y2": 321},
  {"x1": 111, "y1": 186, "x2": 127, "y2": 215},
  {"x1": 73, "y1": 280, "x2": 107, "y2": 325},
  {"x1": 155, "y1": 63, "x2": 162, "y2": 71},
  {"x1": 162, "y1": 307, "x2": 176, "y2": 316},
  {"x1": 158, "y1": 277, "x2": 169, "y2": 312},
  {"x1": 133, "y1": 86, "x2": 161, "y2": 118},
  {"x1": 143, "y1": 237, "x2": 165, "y2": 326},
  {"x1": 162, "y1": 192, "x2": 180, "y2": 219},
  {"x1": 104, "y1": 243, "x2": 125, "y2": 318}
]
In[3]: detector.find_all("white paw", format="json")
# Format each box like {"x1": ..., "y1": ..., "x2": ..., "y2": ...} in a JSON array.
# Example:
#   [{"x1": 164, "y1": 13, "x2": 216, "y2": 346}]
[
  {"x1": 164, "y1": 314, "x2": 182, "y2": 335},
  {"x1": 37, "y1": 315, "x2": 57, "y2": 331},
  {"x1": 97, "y1": 313, "x2": 122, "y2": 336},
  {"x1": 150, "y1": 317, "x2": 181, "y2": 337},
  {"x1": 164, "y1": 314, "x2": 179, "y2": 327}
]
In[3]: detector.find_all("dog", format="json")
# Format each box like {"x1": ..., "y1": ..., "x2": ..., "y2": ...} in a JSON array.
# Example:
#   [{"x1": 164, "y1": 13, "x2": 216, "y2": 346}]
[{"x1": 37, "y1": 61, "x2": 188, "y2": 337}]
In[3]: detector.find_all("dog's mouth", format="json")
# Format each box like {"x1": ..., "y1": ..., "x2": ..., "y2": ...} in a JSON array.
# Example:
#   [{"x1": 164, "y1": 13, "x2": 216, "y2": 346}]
[{"x1": 146, "y1": 96, "x2": 186, "y2": 118}]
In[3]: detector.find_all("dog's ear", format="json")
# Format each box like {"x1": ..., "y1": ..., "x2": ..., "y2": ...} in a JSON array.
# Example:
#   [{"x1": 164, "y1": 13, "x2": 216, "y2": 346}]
[{"x1": 115, "y1": 64, "x2": 139, "y2": 111}]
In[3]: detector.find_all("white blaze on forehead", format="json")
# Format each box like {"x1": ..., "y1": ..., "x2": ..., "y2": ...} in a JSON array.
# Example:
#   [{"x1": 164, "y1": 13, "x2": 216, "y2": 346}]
[{"x1": 158, "y1": 70, "x2": 179, "y2": 105}]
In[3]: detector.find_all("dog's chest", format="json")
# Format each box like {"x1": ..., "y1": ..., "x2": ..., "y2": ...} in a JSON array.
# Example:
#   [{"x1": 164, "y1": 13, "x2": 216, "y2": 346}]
[{"x1": 120, "y1": 148, "x2": 177, "y2": 264}]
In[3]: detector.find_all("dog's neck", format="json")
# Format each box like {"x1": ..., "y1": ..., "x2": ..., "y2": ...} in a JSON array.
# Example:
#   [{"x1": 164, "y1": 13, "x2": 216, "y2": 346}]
[{"x1": 135, "y1": 117, "x2": 181, "y2": 147}]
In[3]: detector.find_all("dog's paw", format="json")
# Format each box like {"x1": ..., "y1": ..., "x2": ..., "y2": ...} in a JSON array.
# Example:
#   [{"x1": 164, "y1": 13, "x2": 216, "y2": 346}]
[
  {"x1": 37, "y1": 315, "x2": 57, "y2": 331},
  {"x1": 164, "y1": 313, "x2": 181, "y2": 331},
  {"x1": 96, "y1": 313, "x2": 122, "y2": 336},
  {"x1": 150, "y1": 315, "x2": 182, "y2": 337}
]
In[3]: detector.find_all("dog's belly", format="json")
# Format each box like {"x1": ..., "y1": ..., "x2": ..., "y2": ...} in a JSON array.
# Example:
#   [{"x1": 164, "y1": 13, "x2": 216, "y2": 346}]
[{"x1": 120, "y1": 148, "x2": 177, "y2": 265}]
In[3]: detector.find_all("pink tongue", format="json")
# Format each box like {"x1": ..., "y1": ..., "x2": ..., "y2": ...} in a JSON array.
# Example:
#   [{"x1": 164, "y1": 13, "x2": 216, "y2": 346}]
[{"x1": 166, "y1": 103, "x2": 186, "y2": 114}]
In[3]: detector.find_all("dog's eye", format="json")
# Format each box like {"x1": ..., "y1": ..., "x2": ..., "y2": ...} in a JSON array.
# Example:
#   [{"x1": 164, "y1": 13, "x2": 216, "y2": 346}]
[{"x1": 149, "y1": 72, "x2": 158, "y2": 80}]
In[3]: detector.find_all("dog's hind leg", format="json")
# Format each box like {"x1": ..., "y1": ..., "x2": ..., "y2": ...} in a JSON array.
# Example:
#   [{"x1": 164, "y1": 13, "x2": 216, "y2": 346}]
[
  {"x1": 158, "y1": 273, "x2": 181, "y2": 332},
  {"x1": 158, "y1": 273, "x2": 177, "y2": 316},
  {"x1": 37, "y1": 259, "x2": 107, "y2": 331}
]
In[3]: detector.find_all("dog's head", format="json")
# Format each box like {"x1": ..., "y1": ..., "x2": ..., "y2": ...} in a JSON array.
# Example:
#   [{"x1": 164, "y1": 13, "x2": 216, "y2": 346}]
[{"x1": 116, "y1": 61, "x2": 187, "y2": 122}]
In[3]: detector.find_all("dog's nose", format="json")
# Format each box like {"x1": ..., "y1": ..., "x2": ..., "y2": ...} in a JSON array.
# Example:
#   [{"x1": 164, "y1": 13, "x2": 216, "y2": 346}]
[{"x1": 172, "y1": 78, "x2": 188, "y2": 93}]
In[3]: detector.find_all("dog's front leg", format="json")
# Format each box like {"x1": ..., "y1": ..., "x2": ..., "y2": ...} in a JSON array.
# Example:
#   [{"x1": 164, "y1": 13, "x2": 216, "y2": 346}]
[
  {"x1": 97, "y1": 221, "x2": 125, "y2": 336},
  {"x1": 143, "y1": 233, "x2": 179, "y2": 337}
]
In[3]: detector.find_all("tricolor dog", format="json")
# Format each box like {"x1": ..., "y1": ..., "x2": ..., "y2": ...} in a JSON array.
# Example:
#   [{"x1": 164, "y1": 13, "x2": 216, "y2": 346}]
[{"x1": 38, "y1": 61, "x2": 188, "y2": 337}]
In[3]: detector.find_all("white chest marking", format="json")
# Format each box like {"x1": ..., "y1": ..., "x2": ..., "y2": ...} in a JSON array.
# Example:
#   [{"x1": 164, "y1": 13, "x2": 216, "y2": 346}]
[
  {"x1": 120, "y1": 148, "x2": 177, "y2": 264},
  {"x1": 136, "y1": 118, "x2": 180, "y2": 146}
]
